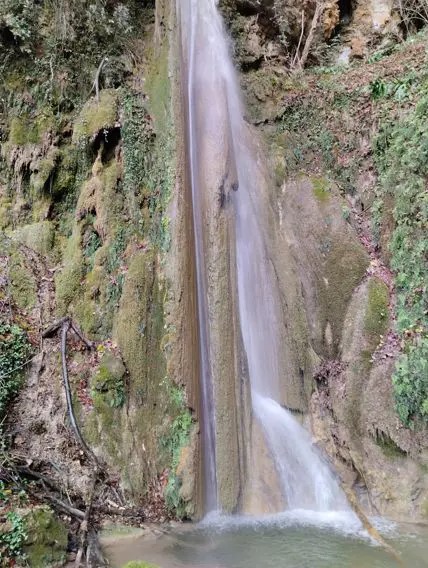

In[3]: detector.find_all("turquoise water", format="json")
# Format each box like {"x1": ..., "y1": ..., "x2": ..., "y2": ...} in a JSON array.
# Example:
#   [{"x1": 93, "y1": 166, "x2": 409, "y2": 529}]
[{"x1": 104, "y1": 511, "x2": 428, "y2": 568}]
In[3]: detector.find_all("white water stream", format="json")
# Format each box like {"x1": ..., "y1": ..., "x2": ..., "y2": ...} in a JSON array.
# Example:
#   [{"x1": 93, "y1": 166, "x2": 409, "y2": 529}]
[{"x1": 178, "y1": 0, "x2": 348, "y2": 515}]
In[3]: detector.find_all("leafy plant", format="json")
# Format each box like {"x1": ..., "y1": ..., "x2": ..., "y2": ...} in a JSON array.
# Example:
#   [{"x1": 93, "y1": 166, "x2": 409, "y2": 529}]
[
  {"x1": 370, "y1": 76, "x2": 414, "y2": 101},
  {"x1": 374, "y1": 90, "x2": 428, "y2": 426},
  {"x1": 0, "y1": 323, "x2": 33, "y2": 417},
  {"x1": 0, "y1": 511, "x2": 28, "y2": 561}
]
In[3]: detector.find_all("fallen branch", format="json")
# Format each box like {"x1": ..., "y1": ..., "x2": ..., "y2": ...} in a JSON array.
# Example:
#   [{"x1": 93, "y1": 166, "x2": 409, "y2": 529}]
[
  {"x1": 42, "y1": 316, "x2": 70, "y2": 339},
  {"x1": 44, "y1": 493, "x2": 86, "y2": 521},
  {"x1": 15, "y1": 465, "x2": 62, "y2": 493}
]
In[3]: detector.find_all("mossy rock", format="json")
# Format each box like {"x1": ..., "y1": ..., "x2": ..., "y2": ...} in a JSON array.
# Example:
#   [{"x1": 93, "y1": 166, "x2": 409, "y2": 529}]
[
  {"x1": 9, "y1": 249, "x2": 37, "y2": 310},
  {"x1": 55, "y1": 227, "x2": 84, "y2": 314},
  {"x1": 23, "y1": 506, "x2": 67, "y2": 568},
  {"x1": 12, "y1": 221, "x2": 55, "y2": 256},
  {"x1": 8, "y1": 113, "x2": 55, "y2": 146},
  {"x1": 53, "y1": 145, "x2": 79, "y2": 197},
  {"x1": 323, "y1": 238, "x2": 369, "y2": 351},
  {"x1": 364, "y1": 278, "x2": 389, "y2": 349},
  {"x1": 0, "y1": 194, "x2": 12, "y2": 229},
  {"x1": 30, "y1": 148, "x2": 59, "y2": 195},
  {"x1": 84, "y1": 353, "x2": 126, "y2": 463},
  {"x1": 73, "y1": 90, "x2": 118, "y2": 143}
]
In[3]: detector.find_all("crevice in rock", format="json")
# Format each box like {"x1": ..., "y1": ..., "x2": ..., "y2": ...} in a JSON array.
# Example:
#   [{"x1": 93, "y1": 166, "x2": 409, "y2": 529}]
[
  {"x1": 339, "y1": 0, "x2": 354, "y2": 23},
  {"x1": 92, "y1": 126, "x2": 121, "y2": 164}
]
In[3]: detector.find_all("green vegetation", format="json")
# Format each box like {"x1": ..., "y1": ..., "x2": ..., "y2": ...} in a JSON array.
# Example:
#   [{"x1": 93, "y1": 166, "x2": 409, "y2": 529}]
[
  {"x1": 312, "y1": 177, "x2": 330, "y2": 202},
  {"x1": 91, "y1": 352, "x2": 126, "y2": 409},
  {"x1": 55, "y1": 228, "x2": 84, "y2": 314},
  {"x1": 0, "y1": 481, "x2": 28, "y2": 562},
  {"x1": 364, "y1": 278, "x2": 389, "y2": 346},
  {"x1": 375, "y1": 430, "x2": 407, "y2": 459},
  {"x1": 8, "y1": 250, "x2": 37, "y2": 309},
  {"x1": 160, "y1": 381, "x2": 193, "y2": 517},
  {"x1": 8, "y1": 115, "x2": 51, "y2": 146},
  {"x1": 370, "y1": 76, "x2": 415, "y2": 102},
  {"x1": 13, "y1": 221, "x2": 55, "y2": 256},
  {"x1": 0, "y1": 323, "x2": 33, "y2": 417},
  {"x1": 73, "y1": 90, "x2": 118, "y2": 143},
  {"x1": 23, "y1": 506, "x2": 68, "y2": 567},
  {"x1": 0, "y1": 510, "x2": 28, "y2": 562},
  {"x1": 122, "y1": 90, "x2": 174, "y2": 251},
  {"x1": 375, "y1": 91, "x2": 428, "y2": 427}
]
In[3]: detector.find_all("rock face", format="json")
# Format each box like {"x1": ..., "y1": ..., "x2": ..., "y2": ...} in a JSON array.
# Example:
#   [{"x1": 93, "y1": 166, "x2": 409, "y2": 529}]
[
  {"x1": 219, "y1": 0, "x2": 401, "y2": 66},
  {"x1": 1, "y1": 0, "x2": 427, "y2": 523}
]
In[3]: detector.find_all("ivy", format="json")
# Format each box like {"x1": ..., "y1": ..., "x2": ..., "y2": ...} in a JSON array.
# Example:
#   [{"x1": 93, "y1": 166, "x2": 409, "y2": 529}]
[
  {"x1": 0, "y1": 323, "x2": 33, "y2": 418},
  {"x1": 0, "y1": 481, "x2": 28, "y2": 563}
]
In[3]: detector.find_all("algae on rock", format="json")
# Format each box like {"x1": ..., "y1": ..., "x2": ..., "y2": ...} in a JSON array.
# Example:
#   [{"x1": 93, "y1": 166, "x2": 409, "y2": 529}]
[{"x1": 23, "y1": 507, "x2": 68, "y2": 568}]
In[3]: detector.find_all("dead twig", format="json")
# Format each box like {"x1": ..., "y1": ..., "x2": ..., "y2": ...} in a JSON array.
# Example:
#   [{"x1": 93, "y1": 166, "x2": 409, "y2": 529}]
[
  {"x1": 45, "y1": 493, "x2": 85, "y2": 520},
  {"x1": 294, "y1": 1, "x2": 325, "y2": 70}
]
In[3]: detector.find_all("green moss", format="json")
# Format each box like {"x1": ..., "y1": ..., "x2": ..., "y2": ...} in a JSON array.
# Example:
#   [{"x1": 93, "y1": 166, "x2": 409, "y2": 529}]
[
  {"x1": 323, "y1": 239, "x2": 369, "y2": 351},
  {"x1": 53, "y1": 146, "x2": 79, "y2": 197},
  {"x1": 375, "y1": 431, "x2": 406, "y2": 459},
  {"x1": 55, "y1": 228, "x2": 84, "y2": 314},
  {"x1": 96, "y1": 158, "x2": 123, "y2": 238},
  {"x1": 312, "y1": 177, "x2": 331, "y2": 202},
  {"x1": 30, "y1": 148, "x2": 59, "y2": 195},
  {"x1": 9, "y1": 114, "x2": 54, "y2": 146},
  {"x1": 12, "y1": 221, "x2": 55, "y2": 256},
  {"x1": 145, "y1": 41, "x2": 170, "y2": 134},
  {"x1": 0, "y1": 195, "x2": 12, "y2": 229},
  {"x1": 9, "y1": 250, "x2": 37, "y2": 310},
  {"x1": 91, "y1": 352, "x2": 126, "y2": 409},
  {"x1": 73, "y1": 297, "x2": 98, "y2": 335},
  {"x1": 73, "y1": 90, "x2": 118, "y2": 143},
  {"x1": 23, "y1": 507, "x2": 67, "y2": 568},
  {"x1": 364, "y1": 278, "x2": 389, "y2": 346}
]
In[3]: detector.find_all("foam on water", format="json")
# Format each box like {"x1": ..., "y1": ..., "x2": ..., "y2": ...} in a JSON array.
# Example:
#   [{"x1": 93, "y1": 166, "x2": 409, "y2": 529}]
[{"x1": 200, "y1": 509, "x2": 398, "y2": 544}]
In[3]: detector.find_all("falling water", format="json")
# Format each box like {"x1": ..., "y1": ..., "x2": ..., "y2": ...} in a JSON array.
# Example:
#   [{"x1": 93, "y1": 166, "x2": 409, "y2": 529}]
[{"x1": 178, "y1": 0, "x2": 347, "y2": 514}]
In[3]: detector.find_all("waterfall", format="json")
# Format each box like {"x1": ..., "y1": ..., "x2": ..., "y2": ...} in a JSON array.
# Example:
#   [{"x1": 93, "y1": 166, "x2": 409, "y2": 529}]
[{"x1": 178, "y1": 0, "x2": 347, "y2": 515}]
